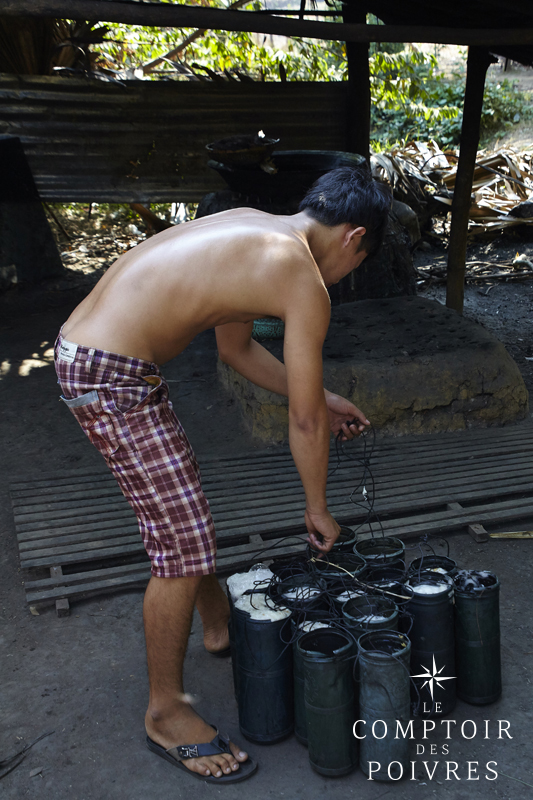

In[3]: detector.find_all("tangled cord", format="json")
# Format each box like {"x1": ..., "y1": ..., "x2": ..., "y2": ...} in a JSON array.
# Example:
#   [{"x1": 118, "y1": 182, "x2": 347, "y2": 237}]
[{"x1": 328, "y1": 426, "x2": 385, "y2": 540}]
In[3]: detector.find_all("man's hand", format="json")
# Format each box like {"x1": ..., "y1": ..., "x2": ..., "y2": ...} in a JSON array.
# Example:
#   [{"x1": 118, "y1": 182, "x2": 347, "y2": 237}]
[
  {"x1": 325, "y1": 391, "x2": 370, "y2": 441},
  {"x1": 305, "y1": 508, "x2": 341, "y2": 554}
]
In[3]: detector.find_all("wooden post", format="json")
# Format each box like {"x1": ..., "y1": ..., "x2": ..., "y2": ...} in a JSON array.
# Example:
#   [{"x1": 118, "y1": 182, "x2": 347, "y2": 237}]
[
  {"x1": 446, "y1": 47, "x2": 494, "y2": 313},
  {"x1": 342, "y1": 7, "x2": 370, "y2": 163}
]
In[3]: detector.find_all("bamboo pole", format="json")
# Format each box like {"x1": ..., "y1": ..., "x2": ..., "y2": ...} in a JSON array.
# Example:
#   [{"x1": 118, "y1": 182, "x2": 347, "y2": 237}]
[
  {"x1": 446, "y1": 47, "x2": 494, "y2": 314},
  {"x1": 1, "y1": 1, "x2": 533, "y2": 46}
]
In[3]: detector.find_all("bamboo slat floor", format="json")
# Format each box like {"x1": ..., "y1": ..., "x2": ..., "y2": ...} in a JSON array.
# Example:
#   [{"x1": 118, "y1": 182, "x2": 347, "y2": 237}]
[{"x1": 10, "y1": 423, "x2": 533, "y2": 615}]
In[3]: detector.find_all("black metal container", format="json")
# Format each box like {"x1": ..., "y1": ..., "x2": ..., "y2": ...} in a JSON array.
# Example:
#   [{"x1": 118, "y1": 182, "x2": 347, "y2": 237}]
[
  {"x1": 312, "y1": 551, "x2": 367, "y2": 580},
  {"x1": 408, "y1": 555, "x2": 458, "y2": 578},
  {"x1": 358, "y1": 630, "x2": 412, "y2": 781},
  {"x1": 270, "y1": 554, "x2": 310, "y2": 580},
  {"x1": 342, "y1": 595, "x2": 399, "y2": 638},
  {"x1": 365, "y1": 566, "x2": 408, "y2": 591},
  {"x1": 232, "y1": 601, "x2": 293, "y2": 743},
  {"x1": 365, "y1": 561, "x2": 407, "y2": 584},
  {"x1": 307, "y1": 525, "x2": 358, "y2": 558},
  {"x1": 332, "y1": 588, "x2": 365, "y2": 615},
  {"x1": 454, "y1": 571, "x2": 501, "y2": 705},
  {"x1": 354, "y1": 536, "x2": 405, "y2": 568},
  {"x1": 227, "y1": 590, "x2": 239, "y2": 698},
  {"x1": 268, "y1": 574, "x2": 328, "y2": 617},
  {"x1": 407, "y1": 572, "x2": 456, "y2": 717},
  {"x1": 291, "y1": 620, "x2": 331, "y2": 746},
  {"x1": 298, "y1": 629, "x2": 358, "y2": 776}
]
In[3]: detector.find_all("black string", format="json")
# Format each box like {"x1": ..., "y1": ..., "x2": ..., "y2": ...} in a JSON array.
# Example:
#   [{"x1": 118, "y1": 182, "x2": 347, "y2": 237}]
[{"x1": 329, "y1": 426, "x2": 385, "y2": 540}]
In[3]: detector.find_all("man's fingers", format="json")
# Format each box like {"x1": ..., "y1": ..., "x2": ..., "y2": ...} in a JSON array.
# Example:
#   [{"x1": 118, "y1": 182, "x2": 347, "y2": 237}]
[{"x1": 307, "y1": 533, "x2": 332, "y2": 553}]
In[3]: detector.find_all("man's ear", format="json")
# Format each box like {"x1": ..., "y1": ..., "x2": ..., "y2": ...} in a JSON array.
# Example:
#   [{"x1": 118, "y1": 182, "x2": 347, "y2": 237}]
[{"x1": 343, "y1": 225, "x2": 366, "y2": 248}]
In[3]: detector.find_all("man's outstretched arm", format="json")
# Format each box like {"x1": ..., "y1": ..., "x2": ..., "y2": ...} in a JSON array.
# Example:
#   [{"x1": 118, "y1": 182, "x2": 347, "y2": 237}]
[{"x1": 216, "y1": 322, "x2": 369, "y2": 442}]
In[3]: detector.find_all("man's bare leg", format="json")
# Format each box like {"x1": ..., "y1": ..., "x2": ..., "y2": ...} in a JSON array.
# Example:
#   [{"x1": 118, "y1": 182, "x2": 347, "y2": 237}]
[
  {"x1": 195, "y1": 573, "x2": 230, "y2": 654},
  {"x1": 143, "y1": 575, "x2": 248, "y2": 778}
]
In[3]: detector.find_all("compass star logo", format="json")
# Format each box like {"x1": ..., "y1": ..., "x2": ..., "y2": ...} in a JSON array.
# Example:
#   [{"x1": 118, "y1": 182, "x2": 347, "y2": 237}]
[{"x1": 411, "y1": 655, "x2": 455, "y2": 700}]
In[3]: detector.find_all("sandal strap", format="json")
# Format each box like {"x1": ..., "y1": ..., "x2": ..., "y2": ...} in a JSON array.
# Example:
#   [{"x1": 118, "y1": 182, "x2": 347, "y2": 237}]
[{"x1": 166, "y1": 729, "x2": 231, "y2": 762}]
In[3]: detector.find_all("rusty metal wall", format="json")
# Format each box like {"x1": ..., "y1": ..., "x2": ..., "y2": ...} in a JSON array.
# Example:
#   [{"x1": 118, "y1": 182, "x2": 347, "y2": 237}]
[{"x1": 0, "y1": 74, "x2": 350, "y2": 202}]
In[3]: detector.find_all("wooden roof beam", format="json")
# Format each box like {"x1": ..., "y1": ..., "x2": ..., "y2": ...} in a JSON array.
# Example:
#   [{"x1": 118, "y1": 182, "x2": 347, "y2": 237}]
[{"x1": 1, "y1": 1, "x2": 533, "y2": 46}]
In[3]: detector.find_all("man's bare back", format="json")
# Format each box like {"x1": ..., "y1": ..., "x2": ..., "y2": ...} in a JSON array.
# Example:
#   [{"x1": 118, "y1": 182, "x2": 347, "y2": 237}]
[{"x1": 63, "y1": 208, "x2": 328, "y2": 365}]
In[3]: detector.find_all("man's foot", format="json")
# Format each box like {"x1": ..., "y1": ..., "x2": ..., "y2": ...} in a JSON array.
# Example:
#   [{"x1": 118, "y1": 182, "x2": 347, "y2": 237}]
[
  {"x1": 203, "y1": 619, "x2": 230, "y2": 655},
  {"x1": 146, "y1": 702, "x2": 248, "y2": 779}
]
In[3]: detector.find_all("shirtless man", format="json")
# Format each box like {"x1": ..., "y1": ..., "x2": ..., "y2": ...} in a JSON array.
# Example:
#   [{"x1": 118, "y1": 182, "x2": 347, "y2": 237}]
[{"x1": 54, "y1": 167, "x2": 390, "y2": 783}]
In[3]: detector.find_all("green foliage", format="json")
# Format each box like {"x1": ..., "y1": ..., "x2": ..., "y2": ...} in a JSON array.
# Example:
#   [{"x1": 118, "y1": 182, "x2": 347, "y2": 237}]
[
  {"x1": 370, "y1": 51, "x2": 532, "y2": 148},
  {"x1": 370, "y1": 50, "x2": 461, "y2": 147},
  {"x1": 92, "y1": 10, "x2": 531, "y2": 148}
]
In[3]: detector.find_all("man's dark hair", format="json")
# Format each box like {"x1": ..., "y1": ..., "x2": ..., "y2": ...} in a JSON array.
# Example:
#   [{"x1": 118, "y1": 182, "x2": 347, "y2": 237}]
[{"x1": 299, "y1": 166, "x2": 391, "y2": 257}]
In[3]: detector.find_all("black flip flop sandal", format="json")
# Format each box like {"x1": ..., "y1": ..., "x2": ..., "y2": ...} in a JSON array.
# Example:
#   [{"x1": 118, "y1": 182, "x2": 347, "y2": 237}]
[{"x1": 146, "y1": 728, "x2": 257, "y2": 784}]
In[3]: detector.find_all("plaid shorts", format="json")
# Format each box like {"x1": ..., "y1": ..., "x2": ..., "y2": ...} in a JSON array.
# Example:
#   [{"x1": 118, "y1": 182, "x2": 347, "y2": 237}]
[{"x1": 54, "y1": 330, "x2": 216, "y2": 579}]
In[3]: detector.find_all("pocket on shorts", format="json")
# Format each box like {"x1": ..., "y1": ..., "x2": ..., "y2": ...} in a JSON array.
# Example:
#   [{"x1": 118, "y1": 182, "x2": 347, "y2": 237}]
[
  {"x1": 61, "y1": 390, "x2": 119, "y2": 458},
  {"x1": 109, "y1": 375, "x2": 164, "y2": 416}
]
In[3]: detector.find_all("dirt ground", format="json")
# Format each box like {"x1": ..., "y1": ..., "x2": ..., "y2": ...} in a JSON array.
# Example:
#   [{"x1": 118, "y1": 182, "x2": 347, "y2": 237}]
[{"x1": 1, "y1": 212, "x2": 533, "y2": 799}]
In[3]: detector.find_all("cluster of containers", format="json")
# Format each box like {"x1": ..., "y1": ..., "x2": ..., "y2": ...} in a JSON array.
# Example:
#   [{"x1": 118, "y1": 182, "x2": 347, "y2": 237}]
[{"x1": 226, "y1": 527, "x2": 502, "y2": 780}]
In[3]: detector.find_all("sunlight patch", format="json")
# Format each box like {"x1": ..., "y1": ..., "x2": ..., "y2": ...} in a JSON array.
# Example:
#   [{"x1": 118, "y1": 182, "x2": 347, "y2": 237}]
[{"x1": 18, "y1": 349, "x2": 54, "y2": 377}]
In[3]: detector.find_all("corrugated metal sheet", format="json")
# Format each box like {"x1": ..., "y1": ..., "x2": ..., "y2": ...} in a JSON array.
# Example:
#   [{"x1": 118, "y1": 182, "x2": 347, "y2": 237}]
[{"x1": 0, "y1": 74, "x2": 350, "y2": 202}]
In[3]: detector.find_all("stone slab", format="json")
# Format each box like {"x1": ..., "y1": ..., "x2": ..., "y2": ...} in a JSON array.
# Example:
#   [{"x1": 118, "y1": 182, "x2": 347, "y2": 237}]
[{"x1": 217, "y1": 296, "x2": 529, "y2": 441}]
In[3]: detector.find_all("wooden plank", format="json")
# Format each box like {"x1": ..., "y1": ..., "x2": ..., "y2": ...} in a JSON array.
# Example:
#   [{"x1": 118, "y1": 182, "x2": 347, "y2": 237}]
[
  {"x1": 17, "y1": 522, "x2": 140, "y2": 545},
  {"x1": 12, "y1": 448, "x2": 533, "y2": 519},
  {"x1": 210, "y1": 473, "x2": 533, "y2": 521},
  {"x1": 12, "y1": 452, "x2": 533, "y2": 523},
  {"x1": 17, "y1": 526, "x2": 141, "y2": 551},
  {"x1": 9, "y1": 421, "x2": 533, "y2": 490},
  {"x1": 24, "y1": 561, "x2": 150, "y2": 590},
  {"x1": 3, "y1": 2, "x2": 533, "y2": 47},
  {"x1": 25, "y1": 541, "x2": 305, "y2": 607},
  {"x1": 14, "y1": 470, "x2": 533, "y2": 550},
  {"x1": 352, "y1": 498, "x2": 533, "y2": 539},
  {"x1": 26, "y1": 570, "x2": 152, "y2": 606},
  {"x1": 21, "y1": 542, "x2": 147, "y2": 570},
  {"x1": 213, "y1": 495, "x2": 533, "y2": 539},
  {"x1": 13, "y1": 424, "x2": 533, "y2": 604},
  {"x1": 15, "y1": 508, "x2": 137, "y2": 532}
]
